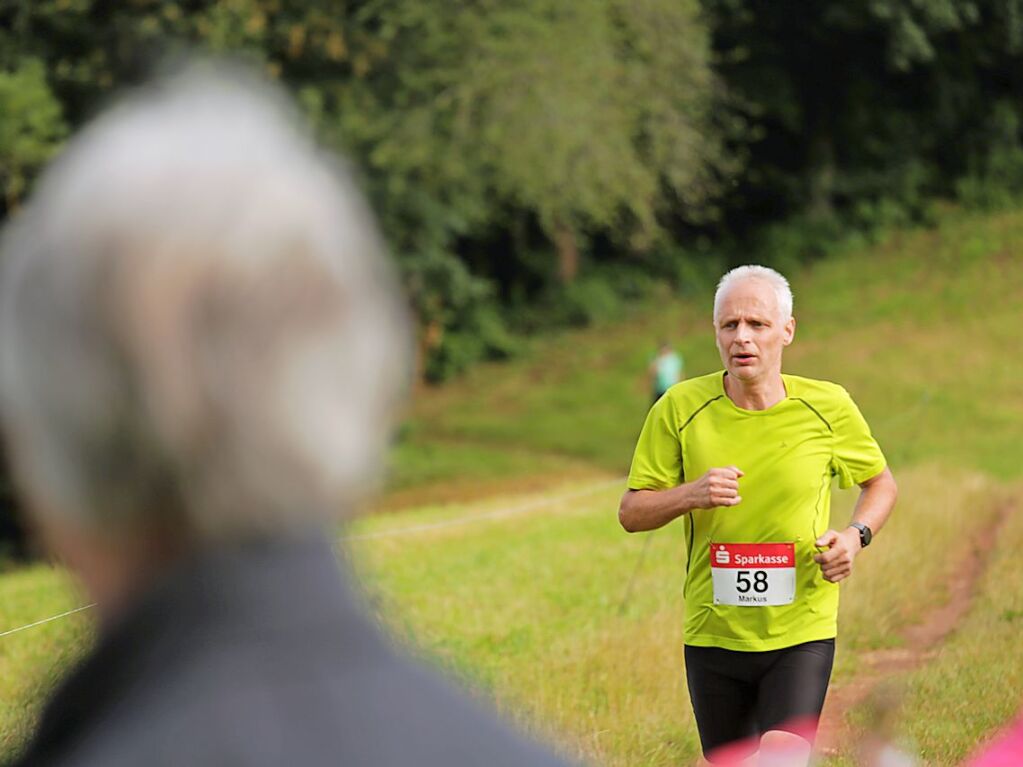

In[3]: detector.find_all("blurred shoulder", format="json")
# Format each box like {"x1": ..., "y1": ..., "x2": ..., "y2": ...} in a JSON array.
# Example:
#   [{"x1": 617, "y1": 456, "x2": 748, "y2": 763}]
[{"x1": 47, "y1": 643, "x2": 573, "y2": 767}]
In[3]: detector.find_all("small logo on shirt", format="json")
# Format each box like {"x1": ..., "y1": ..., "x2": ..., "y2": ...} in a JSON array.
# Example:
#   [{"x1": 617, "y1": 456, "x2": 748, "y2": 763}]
[{"x1": 715, "y1": 547, "x2": 730, "y2": 565}]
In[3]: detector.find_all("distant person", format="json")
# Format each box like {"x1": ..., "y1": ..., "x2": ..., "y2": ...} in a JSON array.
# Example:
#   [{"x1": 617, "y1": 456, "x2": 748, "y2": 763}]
[
  {"x1": 618, "y1": 265, "x2": 898, "y2": 766},
  {"x1": 649, "y1": 341, "x2": 684, "y2": 404},
  {"x1": 0, "y1": 65, "x2": 570, "y2": 767}
]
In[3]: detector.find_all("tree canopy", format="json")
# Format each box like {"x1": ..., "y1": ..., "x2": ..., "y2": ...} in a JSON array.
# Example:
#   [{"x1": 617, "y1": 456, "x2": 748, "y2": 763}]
[{"x1": 1, "y1": 0, "x2": 1022, "y2": 382}]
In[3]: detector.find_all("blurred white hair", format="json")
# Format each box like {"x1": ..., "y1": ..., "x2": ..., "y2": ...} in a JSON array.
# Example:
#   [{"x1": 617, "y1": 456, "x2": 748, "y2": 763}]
[
  {"x1": 713, "y1": 265, "x2": 793, "y2": 322},
  {"x1": 0, "y1": 64, "x2": 412, "y2": 541}
]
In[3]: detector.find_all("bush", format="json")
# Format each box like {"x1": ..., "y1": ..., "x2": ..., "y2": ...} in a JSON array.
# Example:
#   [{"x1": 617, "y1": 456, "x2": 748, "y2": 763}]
[
  {"x1": 955, "y1": 102, "x2": 1023, "y2": 211},
  {"x1": 423, "y1": 303, "x2": 518, "y2": 383},
  {"x1": 754, "y1": 213, "x2": 847, "y2": 273},
  {"x1": 660, "y1": 244, "x2": 726, "y2": 297},
  {"x1": 955, "y1": 145, "x2": 1023, "y2": 211},
  {"x1": 558, "y1": 275, "x2": 623, "y2": 327},
  {"x1": 403, "y1": 248, "x2": 518, "y2": 383}
]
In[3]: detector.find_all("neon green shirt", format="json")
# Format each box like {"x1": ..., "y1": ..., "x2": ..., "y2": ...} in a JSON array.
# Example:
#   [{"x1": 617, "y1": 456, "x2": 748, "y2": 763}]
[{"x1": 628, "y1": 370, "x2": 887, "y2": 651}]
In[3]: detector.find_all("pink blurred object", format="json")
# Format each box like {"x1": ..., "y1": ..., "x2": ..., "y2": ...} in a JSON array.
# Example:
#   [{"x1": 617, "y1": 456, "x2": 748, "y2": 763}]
[{"x1": 966, "y1": 714, "x2": 1023, "y2": 767}]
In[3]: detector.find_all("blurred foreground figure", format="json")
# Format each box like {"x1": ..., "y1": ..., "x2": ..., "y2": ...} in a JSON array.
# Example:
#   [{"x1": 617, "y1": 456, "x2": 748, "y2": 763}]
[{"x1": 0, "y1": 66, "x2": 569, "y2": 767}]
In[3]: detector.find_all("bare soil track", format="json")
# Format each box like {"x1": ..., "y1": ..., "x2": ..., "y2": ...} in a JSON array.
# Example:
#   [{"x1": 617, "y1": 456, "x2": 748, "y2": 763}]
[{"x1": 816, "y1": 500, "x2": 1016, "y2": 762}]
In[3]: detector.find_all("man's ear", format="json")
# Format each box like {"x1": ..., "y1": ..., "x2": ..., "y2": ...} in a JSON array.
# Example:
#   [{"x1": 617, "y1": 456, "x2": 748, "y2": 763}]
[{"x1": 782, "y1": 316, "x2": 796, "y2": 346}]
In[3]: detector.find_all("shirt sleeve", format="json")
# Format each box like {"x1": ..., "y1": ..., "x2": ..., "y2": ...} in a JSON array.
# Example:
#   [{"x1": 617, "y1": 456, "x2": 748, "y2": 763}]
[
  {"x1": 627, "y1": 395, "x2": 683, "y2": 490},
  {"x1": 830, "y1": 388, "x2": 887, "y2": 489}
]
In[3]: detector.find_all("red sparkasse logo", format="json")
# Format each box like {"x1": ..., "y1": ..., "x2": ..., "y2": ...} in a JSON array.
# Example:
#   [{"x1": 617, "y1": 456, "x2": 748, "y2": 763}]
[{"x1": 710, "y1": 542, "x2": 795, "y2": 568}]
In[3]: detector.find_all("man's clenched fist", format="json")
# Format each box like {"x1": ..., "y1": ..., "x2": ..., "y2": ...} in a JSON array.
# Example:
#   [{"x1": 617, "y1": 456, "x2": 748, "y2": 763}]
[{"x1": 690, "y1": 466, "x2": 744, "y2": 509}]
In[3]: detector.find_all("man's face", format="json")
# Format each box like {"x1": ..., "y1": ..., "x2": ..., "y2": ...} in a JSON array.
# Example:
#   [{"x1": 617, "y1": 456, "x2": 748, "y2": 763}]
[{"x1": 714, "y1": 279, "x2": 795, "y2": 384}]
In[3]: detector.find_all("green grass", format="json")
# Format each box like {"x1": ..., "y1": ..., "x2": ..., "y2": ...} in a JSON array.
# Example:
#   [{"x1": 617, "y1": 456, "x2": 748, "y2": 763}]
[
  {"x1": 389, "y1": 205, "x2": 1023, "y2": 497},
  {"x1": 0, "y1": 565, "x2": 91, "y2": 758},
  {"x1": 347, "y1": 480, "x2": 698, "y2": 766},
  {"x1": 2, "y1": 205, "x2": 1023, "y2": 764},
  {"x1": 888, "y1": 484, "x2": 1023, "y2": 764},
  {"x1": 355, "y1": 205, "x2": 1023, "y2": 764},
  {"x1": 346, "y1": 467, "x2": 1010, "y2": 766}
]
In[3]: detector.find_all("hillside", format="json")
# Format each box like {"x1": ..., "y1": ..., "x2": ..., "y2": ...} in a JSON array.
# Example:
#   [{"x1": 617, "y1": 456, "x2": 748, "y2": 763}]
[
  {"x1": 358, "y1": 205, "x2": 1023, "y2": 765},
  {"x1": 387, "y1": 204, "x2": 1023, "y2": 502},
  {"x1": 2, "y1": 205, "x2": 1023, "y2": 765}
]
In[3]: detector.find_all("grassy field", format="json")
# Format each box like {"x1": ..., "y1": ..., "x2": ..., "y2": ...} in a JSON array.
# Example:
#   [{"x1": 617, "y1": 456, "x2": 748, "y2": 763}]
[
  {"x1": 893, "y1": 492, "x2": 1023, "y2": 765},
  {"x1": 0, "y1": 565, "x2": 91, "y2": 757},
  {"x1": 392, "y1": 204, "x2": 1023, "y2": 488},
  {"x1": 1, "y1": 205, "x2": 1022, "y2": 764},
  {"x1": 344, "y1": 467, "x2": 1017, "y2": 766}
]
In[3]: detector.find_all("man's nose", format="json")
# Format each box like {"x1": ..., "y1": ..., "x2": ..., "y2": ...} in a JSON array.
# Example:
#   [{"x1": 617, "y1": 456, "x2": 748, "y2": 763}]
[{"x1": 734, "y1": 322, "x2": 752, "y2": 342}]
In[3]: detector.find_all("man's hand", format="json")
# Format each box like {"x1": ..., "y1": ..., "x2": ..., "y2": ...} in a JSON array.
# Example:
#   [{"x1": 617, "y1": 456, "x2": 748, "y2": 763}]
[
  {"x1": 619, "y1": 466, "x2": 744, "y2": 533},
  {"x1": 690, "y1": 466, "x2": 744, "y2": 509},
  {"x1": 813, "y1": 528, "x2": 862, "y2": 583}
]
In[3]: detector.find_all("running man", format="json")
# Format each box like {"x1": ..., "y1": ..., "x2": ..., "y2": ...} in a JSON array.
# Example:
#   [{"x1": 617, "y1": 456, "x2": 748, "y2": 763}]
[
  {"x1": 649, "y1": 340, "x2": 685, "y2": 405},
  {"x1": 618, "y1": 265, "x2": 898, "y2": 766}
]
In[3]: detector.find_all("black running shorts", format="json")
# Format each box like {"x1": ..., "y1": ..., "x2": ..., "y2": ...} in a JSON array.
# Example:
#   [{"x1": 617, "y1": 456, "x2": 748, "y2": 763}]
[{"x1": 683, "y1": 638, "x2": 835, "y2": 760}]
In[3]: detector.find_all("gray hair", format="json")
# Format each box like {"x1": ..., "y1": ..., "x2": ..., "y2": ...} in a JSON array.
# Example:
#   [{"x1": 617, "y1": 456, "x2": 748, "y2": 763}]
[
  {"x1": 713, "y1": 265, "x2": 793, "y2": 322},
  {"x1": 0, "y1": 66, "x2": 412, "y2": 541}
]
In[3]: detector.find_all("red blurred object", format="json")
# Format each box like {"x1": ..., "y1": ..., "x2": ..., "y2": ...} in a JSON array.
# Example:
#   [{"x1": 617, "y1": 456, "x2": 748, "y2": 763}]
[
  {"x1": 966, "y1": 714, "x2": 1023, "y2": 767},
  {"x1": 703, "y1": 716, "x2": 820, "y2": 765},
  {"x1": 705, "y1": 736, "x2": 759, "y2": 766}
]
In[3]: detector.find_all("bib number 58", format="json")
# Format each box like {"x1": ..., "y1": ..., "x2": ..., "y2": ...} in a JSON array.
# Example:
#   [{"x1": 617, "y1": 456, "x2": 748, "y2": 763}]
[
  {"x1": 735, "y1": 570, "x2": 769, "y2": 594},
  {"x1": 710, "y1": 543, "x2": 796, "y2": 606}
]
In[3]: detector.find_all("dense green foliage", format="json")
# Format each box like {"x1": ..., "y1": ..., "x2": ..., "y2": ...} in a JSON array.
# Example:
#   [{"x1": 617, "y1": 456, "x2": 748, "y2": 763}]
[
  {"x1": 0, "y1": 58, "x2": 66, "y2": 207},
  {"x1": 391, "y1": 205, "x2": 1023, "y2": 497},
  {"x1": 3, "y1": 1, "x2": 1023, "y2": 378},
  {"x1": 0, "y1": 0, "x2": 726, "y2": 382},
  {"x1": 704, "y1": 0, "x2": 1023, "y2": 245}
]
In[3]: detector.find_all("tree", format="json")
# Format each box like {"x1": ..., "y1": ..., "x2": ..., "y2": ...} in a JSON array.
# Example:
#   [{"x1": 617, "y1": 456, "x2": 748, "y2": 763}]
[
  {"x1": 701, "y1": 0, "x2": 1023, "y2": 242},
  {"x1": 341, "y1": 0, "x2": 728, "y2": 285},
  {"x1": 0, "y1": 58, "x2": 66, "y2": 210}
]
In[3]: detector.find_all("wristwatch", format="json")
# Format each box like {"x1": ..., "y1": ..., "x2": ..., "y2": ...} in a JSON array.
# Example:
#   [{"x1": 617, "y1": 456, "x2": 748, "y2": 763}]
[{"x1": 849, "y1": 522, "x2": 872, "y2": 548}]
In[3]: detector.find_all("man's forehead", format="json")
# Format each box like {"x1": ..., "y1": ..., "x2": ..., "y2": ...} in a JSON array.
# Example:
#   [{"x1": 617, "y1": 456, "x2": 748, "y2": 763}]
[{"x1": 717, "y1": 278, "x2": 779, "y2": 314}]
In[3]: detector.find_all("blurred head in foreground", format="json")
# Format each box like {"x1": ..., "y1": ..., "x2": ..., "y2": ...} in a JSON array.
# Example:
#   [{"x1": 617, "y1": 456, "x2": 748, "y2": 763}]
[
  {"x1": 0, "y1": 63, "x2": 569, "y2": 767},
  {"x1": 0, "y1": 64, "x2": 409, "y2": 614}
]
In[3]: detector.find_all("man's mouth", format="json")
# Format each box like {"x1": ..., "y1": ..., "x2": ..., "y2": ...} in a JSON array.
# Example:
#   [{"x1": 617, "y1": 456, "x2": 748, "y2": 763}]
[{"x1": 732, "y1": 353, "x2": 756, "y2": 361}]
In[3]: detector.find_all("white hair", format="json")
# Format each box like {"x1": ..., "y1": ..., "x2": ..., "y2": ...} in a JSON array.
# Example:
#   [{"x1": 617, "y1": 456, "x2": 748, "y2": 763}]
[
  {"x1": 713, "y1": 265, "x2": 793, "y2": 322},
  {"x1": 0, "y1": 65, "x2": 412, "y2": 541}
]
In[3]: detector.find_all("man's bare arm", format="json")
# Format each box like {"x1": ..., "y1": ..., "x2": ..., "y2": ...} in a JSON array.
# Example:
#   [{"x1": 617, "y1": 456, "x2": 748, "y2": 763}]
[
  {"x1": 848, "y1": 466, "x2": 898, "y2": 535},
  {"x1": 618, "y1": 466, "x2": 744, "y2": 533},
  {"x1": 814, "y1": 467, "x2": 898, "y2": 582}
]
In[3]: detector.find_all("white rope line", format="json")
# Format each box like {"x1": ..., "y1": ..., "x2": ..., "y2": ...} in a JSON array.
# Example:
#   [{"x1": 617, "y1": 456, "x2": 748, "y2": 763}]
[
  {"x1": 343, "y1": 476, "x2": 624, "y2": 541},
  {"x1": 0, "y1": 602, "x2": 96, "y2": 639},
  {"x1": 0, "y1": 476, "x2": 624, "y2": 638}
]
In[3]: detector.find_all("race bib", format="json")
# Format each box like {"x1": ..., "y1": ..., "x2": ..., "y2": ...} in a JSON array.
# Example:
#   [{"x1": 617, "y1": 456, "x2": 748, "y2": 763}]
[{"x1": 710, "y1": 542, "x2": 796, "y2": 606}]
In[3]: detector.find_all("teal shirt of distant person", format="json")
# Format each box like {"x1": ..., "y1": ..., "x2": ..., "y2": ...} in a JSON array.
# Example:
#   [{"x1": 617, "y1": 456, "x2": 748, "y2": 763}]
[{"x1": 650, "y1": 345, "x2": 684, "y2": 404}]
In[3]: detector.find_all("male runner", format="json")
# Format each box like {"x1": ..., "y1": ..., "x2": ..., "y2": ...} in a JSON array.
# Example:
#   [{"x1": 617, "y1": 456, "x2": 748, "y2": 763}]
[{"x1": 619, "y1": 265, "x2": 898, "y2": 766}]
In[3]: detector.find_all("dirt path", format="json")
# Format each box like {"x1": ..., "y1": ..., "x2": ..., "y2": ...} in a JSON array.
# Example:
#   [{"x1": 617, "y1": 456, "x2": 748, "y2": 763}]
[
  {"x1": 374, "y1": 463, "x2": 611, "y2": 513},
  {"x1": 373, "y1": 435, "x2": 609, "y2": 513},
  {"x1": 816, "y1": 500, "x2": 1016, "y2": 761}
]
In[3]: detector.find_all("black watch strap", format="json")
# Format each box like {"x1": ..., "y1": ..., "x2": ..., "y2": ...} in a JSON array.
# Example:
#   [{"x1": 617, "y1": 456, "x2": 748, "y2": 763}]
[{"x1": 849, "y1": 522, "x2": 872, "y2": 548}]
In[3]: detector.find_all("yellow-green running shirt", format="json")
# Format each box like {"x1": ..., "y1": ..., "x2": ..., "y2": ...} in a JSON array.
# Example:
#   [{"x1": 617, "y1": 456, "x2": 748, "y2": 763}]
[{"x1": 627, "y1": 370, "x2": 887, "y2": 651}]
